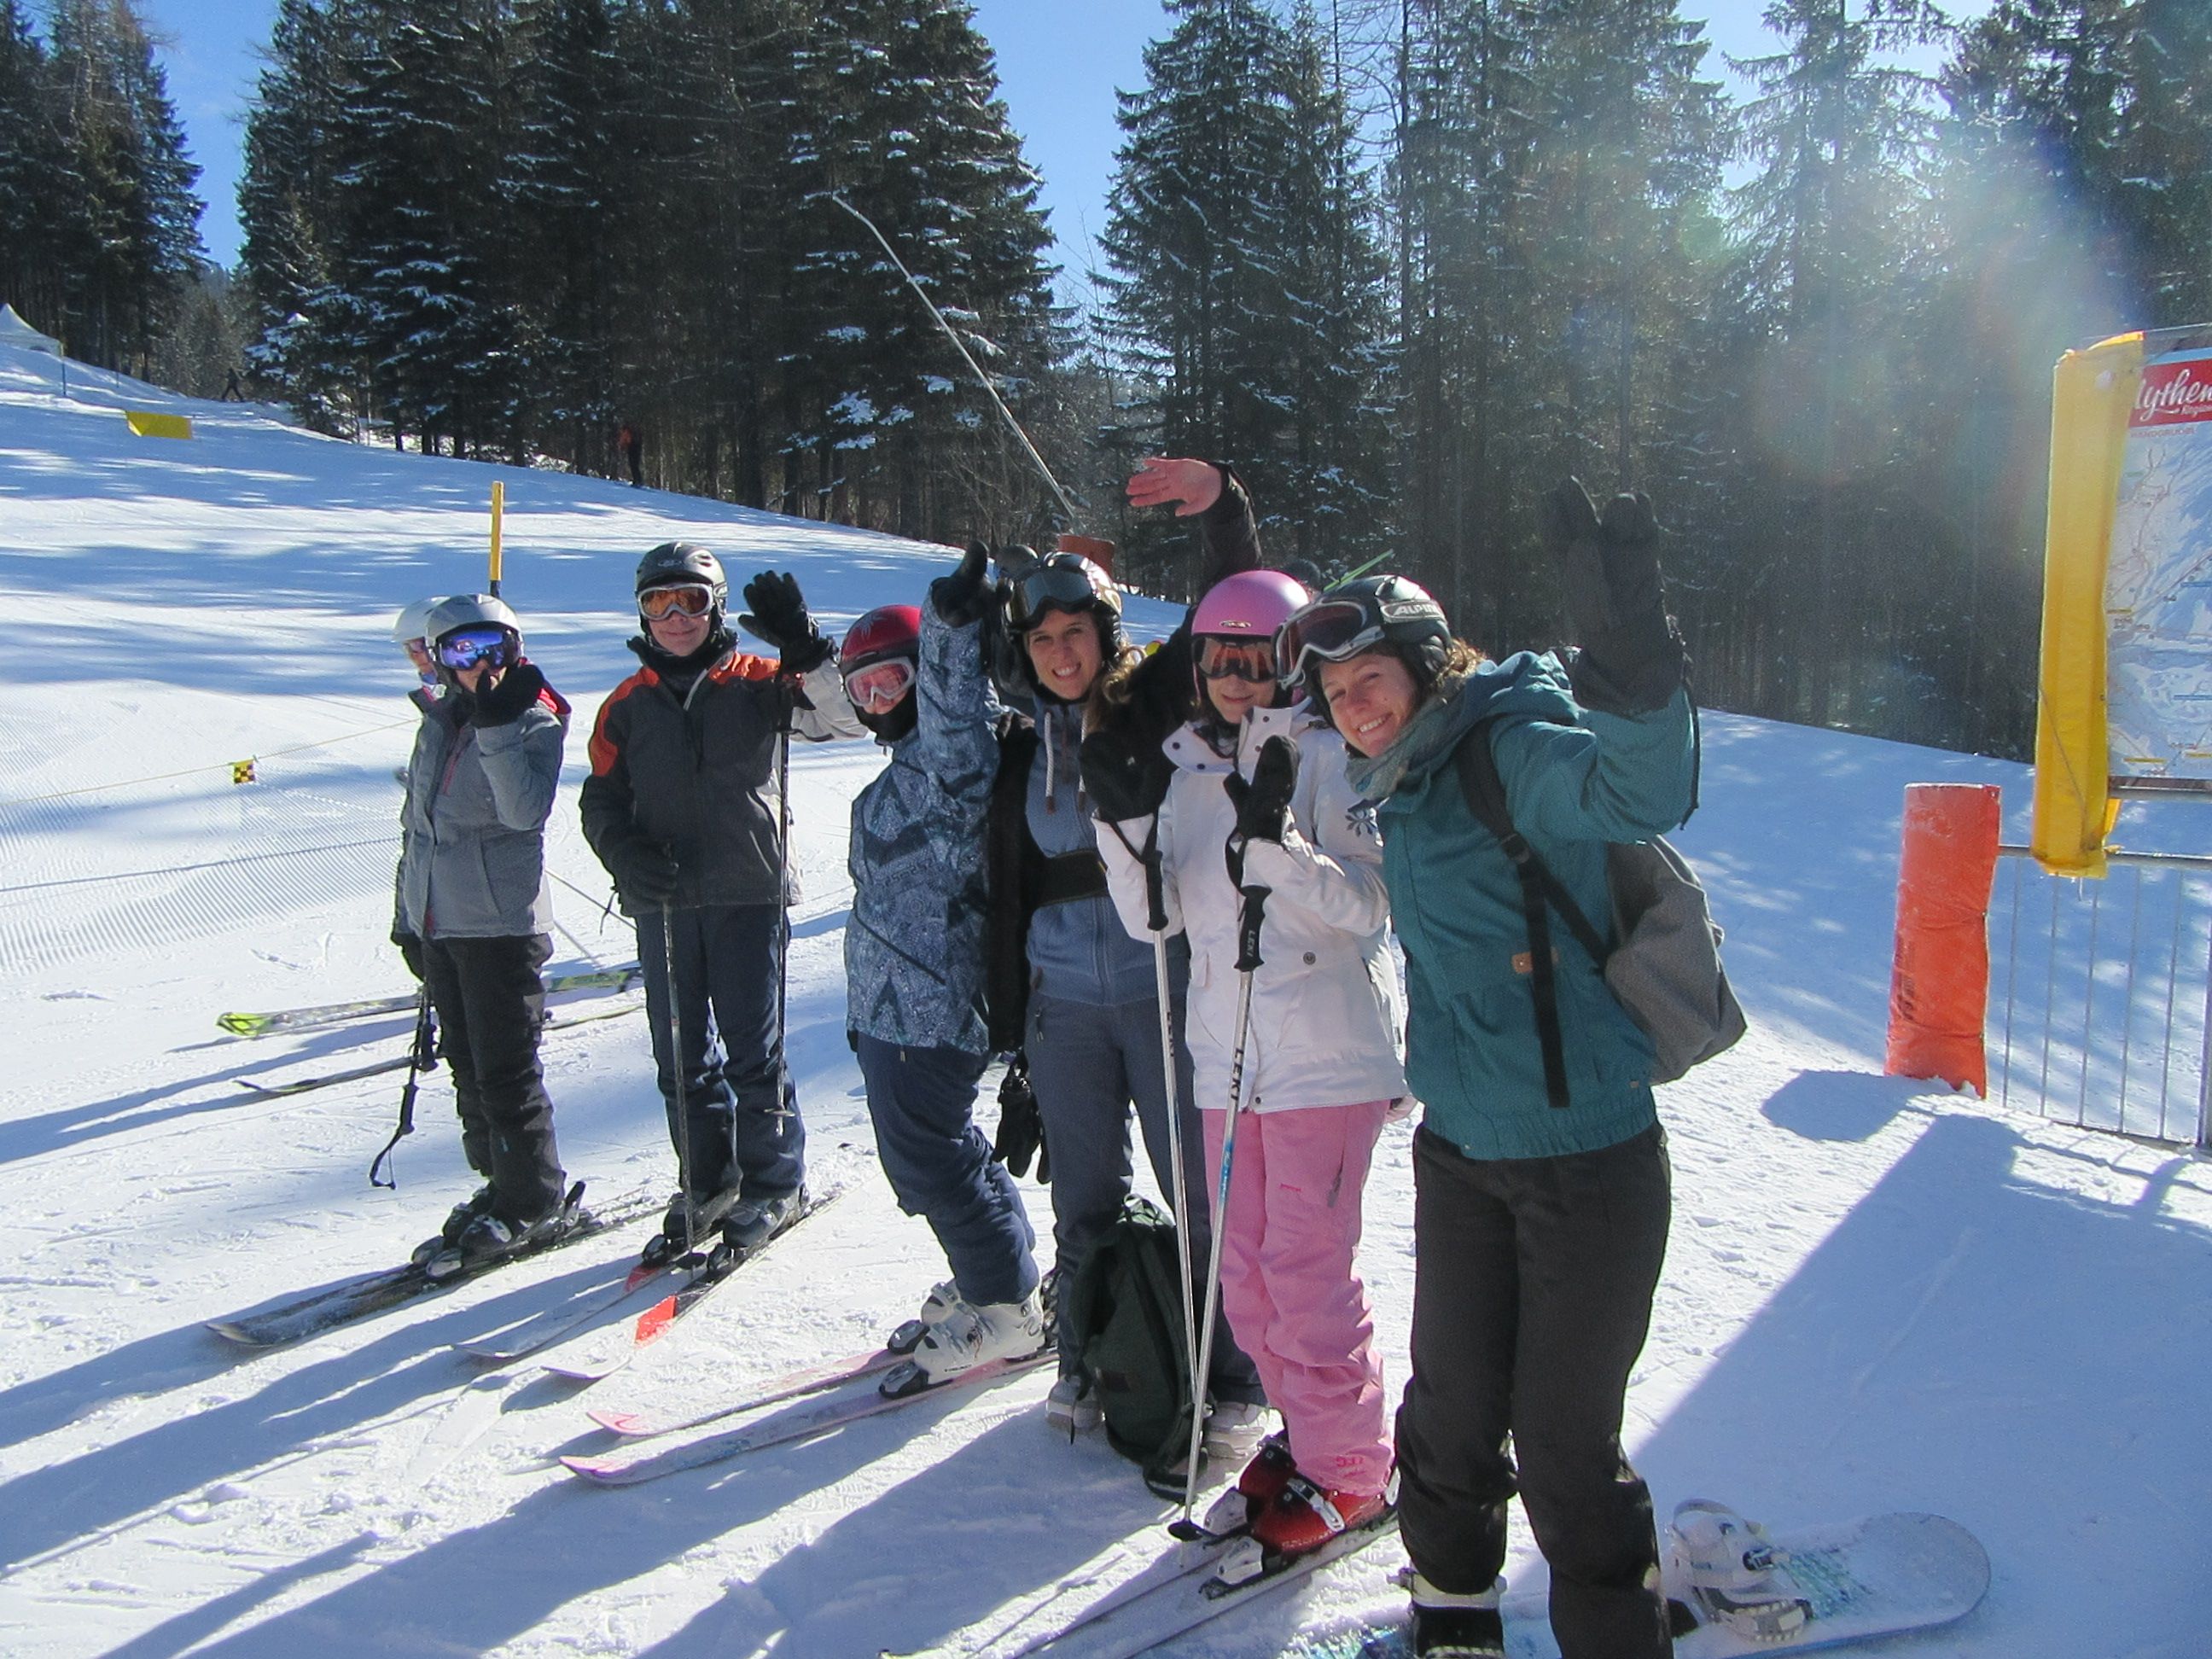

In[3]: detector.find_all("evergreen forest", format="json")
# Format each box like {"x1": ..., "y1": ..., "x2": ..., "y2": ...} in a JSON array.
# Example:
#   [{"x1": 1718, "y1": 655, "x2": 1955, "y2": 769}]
[{"x1": 2, "y1": 0, "x2": 2208, "y2": 758}]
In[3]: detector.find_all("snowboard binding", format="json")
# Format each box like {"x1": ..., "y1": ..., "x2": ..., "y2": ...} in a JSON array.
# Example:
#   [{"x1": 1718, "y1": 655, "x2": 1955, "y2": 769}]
[{"x1": 1668, "y1": 1499, "x2": 1813, "y2": 1644}]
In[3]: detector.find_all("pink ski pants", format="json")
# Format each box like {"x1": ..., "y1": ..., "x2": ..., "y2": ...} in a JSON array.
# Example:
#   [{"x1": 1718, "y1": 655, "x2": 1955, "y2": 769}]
[{"x1": 1202, "y1": 1098, "x2": 1393, "y2": 1495}]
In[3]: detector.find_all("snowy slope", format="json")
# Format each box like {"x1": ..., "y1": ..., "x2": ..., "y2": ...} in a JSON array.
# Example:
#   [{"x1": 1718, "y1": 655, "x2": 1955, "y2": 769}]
[{"x1": 0, "y1": 346, "x2": 2203, "y2": 1658}]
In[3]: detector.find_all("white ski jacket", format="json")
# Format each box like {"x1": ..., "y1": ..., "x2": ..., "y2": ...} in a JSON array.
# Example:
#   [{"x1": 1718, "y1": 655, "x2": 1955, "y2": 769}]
[{"x1": 1095, "y1": 701, "x2": 1406, "y2": 1116}]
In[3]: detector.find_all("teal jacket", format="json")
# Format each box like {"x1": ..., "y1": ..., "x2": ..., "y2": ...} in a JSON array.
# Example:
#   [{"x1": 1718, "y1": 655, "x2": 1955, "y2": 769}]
[{"x1": 1349, "y1": 651, "x2": 1697, "y2": 1161}]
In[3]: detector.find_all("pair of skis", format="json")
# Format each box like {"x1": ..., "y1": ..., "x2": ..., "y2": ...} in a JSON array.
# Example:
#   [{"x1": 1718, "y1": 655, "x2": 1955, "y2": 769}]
[{"x1": 216, "y1": 962, "x2": 643, "y2": 1038}]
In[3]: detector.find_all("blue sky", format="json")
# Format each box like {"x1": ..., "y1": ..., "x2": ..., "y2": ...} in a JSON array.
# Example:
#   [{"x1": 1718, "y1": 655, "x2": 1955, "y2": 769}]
[{"x1": 138, "y1": 3, "x2": 1900, "y2": 283}]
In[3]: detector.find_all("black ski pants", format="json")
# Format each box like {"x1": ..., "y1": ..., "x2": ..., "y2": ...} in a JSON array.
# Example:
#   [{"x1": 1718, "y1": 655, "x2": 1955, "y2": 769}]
[
  {"x1": 635, "y1": 902, "x2": 805, "y2": 1205},
  {"x1": 1395, "y1": 1123, "x2": 1673, "y2": 1659},
  {"x1": 420, "y1": 932, "x2": 566, "y2": 1224}
]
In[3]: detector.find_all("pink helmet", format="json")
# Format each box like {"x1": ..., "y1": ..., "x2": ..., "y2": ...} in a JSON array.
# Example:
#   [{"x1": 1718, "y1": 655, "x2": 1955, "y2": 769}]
[{"x1": 1191, "y1": 568, "x2": 1311, "y2": 638}]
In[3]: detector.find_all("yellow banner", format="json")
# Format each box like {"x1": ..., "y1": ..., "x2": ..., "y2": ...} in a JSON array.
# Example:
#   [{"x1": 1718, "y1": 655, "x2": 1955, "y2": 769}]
[
  {"x1": 2030, "y1": 332, "x2": 2141, "y2": 877},
  {"x1": 125, "y1": 410, "x2": 193, "y2": 439}
]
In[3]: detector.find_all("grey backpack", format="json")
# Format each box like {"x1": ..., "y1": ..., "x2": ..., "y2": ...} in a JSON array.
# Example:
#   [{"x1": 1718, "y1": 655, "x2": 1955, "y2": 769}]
[{"x1": 1454, "y1": 723, "x2": 1744, "y2": 1099}]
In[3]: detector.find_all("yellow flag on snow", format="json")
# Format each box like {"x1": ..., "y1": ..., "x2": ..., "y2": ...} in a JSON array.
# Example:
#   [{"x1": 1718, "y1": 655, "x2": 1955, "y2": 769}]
[{"x1": 125, "y1": 410, "x2": 194, "y2": 439}]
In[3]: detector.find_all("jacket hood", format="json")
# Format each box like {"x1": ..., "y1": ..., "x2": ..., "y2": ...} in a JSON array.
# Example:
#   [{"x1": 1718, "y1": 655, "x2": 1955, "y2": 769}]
[{"x1": 1345, "y1": 650, "x2": 1575, "y2": 801}]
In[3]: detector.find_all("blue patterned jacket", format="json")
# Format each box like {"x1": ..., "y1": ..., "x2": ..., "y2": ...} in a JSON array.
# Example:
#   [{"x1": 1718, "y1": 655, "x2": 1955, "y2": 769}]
[{"x1": 845, "y1": 602, "x2": 1000, "y2": 1054}]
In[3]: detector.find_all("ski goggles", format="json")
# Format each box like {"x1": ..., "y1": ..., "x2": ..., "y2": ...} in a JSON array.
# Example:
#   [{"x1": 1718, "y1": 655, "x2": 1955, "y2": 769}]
[
  {"x1": 1275, "y1": 597, "x2": 1386, "y2": 685},
  {"x1": 637, "y1": 583, "x2": 716, "y2": 621},
  {"x1": 434, "y1": 626, "x2": 514, "y2": 671},
  {"x1": 845, "y1": 656, "x2": 916, "y2": 712},
  {"x1": 1008, "y1": 562, "x2": 1106, "y2": 631},
  {"x1": 1194, "y1": 637, "x2": 1278, "y2": 684}
]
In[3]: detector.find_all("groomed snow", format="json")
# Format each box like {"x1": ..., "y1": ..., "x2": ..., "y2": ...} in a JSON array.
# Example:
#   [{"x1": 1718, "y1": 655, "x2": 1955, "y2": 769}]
[{"x1": 0, "y1": 345, "x2": 2202, "y2": 1656}]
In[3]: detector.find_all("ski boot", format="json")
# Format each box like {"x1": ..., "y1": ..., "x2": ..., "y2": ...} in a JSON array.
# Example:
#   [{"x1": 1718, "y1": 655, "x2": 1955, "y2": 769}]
[
  {"x1": 722, "y1": 1188, "x2": 805, "y2": 1254},
  {"x1": 1197, "y1": 1430, "x2": 1297, "y2": 1537},
  {"x1": 881, "y1": 1285, "x2": 1047, "y2": 1398},
  {"x1": 638, "y1": 1185, "x2": 738, "y2": 1269},
  {"x1": 1399, "y1": 1569, "x2": 1505, "y2": 1658},
  {"x1": 411, "y1": 1183, "x2": 496, "y2": 1265},
  {"x1": 886, "y1": 1278, "x2": 963, "y2": 1354},
  {"x1": 1249, "y1": 1473, "x2": 1393, "y2": 1559},
  {"x1": 1668, "y1": 1499, "x2": 1812, "y2": 1644},
  {"x1": 428, "y1": 1188, "x2": 585, "y2": 1280}
]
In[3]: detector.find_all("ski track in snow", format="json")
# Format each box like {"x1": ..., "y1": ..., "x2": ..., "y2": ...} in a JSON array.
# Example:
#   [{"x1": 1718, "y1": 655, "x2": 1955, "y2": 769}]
[{"x1": 0, "y1": 346, "x2": 2206, "y2": 1656}]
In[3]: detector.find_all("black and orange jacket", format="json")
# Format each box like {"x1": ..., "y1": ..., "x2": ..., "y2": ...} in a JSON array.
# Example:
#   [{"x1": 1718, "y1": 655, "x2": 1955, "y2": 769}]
[{"x1": 580, "y1": 637, "x2": 860, "y2": 915}]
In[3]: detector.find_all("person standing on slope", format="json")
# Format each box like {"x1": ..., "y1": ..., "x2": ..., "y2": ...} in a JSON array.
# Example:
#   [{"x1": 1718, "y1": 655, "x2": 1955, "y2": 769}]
[
  {"x1": 986, "y1": 479, "x2": 1265, "y2": 1463},
  {"x1": 394, "y1": 594, "x2": 576, "y2": 1269},
  {"x1": 1086, "y1": 552, "x2": 1406, "y2": 1564},
  {"x1": 393, "y1": 597, "x2": 445, "y2": 701},
  {"x1": 1284, "y1": 482, "x2": 1696, "y2": 1658},
  {"x1": 846, "y1": 543, "x2": 1047, "y2": 1395},
  {"x1": 580, "y1": 544, "x2": 860, "y2": 1262}
]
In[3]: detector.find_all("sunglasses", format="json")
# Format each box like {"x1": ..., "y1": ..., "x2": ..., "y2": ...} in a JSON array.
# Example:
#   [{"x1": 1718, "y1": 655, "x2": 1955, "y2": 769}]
[
  {"x1": 846, "y1": 656, "x2": 916, "y2": 711},
  {"x1": 1195, "y1": 637, "x2": 1278, "y2": 683},
  {"x1": 1275, "y1": 598, "x2": 1383, "y2": 684},
  {"x1": 639, "y1": 583, "x2": 715, "y2": 621},
  {"x1": 434, "y1": 626, "x2": 514, "y2": 671}
]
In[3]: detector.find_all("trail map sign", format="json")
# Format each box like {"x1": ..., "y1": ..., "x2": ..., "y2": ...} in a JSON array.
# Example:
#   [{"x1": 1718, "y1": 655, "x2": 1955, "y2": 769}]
[{"x1": 2032, "y1": 329, "x2": 2212, "y2": 876}]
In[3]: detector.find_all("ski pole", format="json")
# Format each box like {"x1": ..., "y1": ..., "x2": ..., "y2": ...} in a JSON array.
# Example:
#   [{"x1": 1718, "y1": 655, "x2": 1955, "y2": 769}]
[
  {"x1": 369, "y1": 985, "x2": 437, "y2": 1189},
  {"x1": 828, "y1": 195, "x2": 1080, "y2": 527},
  {"x1": 773, "y1": 704, "x2": 794, "y2": 1127},
  {"x1": 662, "y1": 899, "x2": 696, "y2": 1245},
  {"x1": 1142, "y1": 824, "x2": 1201, "y2": 1447},
  {"x1": 1172, "y1": 873, "x2": 1268, "y2": 1538}
]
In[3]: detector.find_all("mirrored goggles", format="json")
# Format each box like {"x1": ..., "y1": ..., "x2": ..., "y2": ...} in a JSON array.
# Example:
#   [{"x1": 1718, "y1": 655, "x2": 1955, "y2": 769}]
[
  {"x1": 638, "y1": 583, "x2": 715, "y2": 621},
  {"x1": 1194, "y1": 637, "x2": 1278, "y2": 684},
  {"x1": 1275, "y1": 598, "x2": 1382, "y2": 684},
  {"x1": 434, "y1": 626, "x2": 514, "y2": 671},
  {"x1": 1009, "y1": 562, "x2": 1103, "y2": 630},
  {"x1": 846, "y1": 656, "x2": 916, "y2": 712}
]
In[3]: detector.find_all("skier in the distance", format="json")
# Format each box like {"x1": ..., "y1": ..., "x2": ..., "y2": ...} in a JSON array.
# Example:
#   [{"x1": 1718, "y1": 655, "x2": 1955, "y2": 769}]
[
  {"x1": 984, "y1": 482, "x2": 1264, "y2": 1462},
  {"x1": 393, "y1": 594, "x2": 576, "y2": 1269},
  {"x1": 845, "y1": 543, "x2": 1047, "y2": 1395},
  {"x1": 1283, "y1": 480, "x2": 1696, "y2": 1657},
  {"x1": 1087, "y1": 477, "x2": 1406, "y2": 1563},
  {"x1": 580, "y1": 544, "x2": 860, "y2": 1263}
]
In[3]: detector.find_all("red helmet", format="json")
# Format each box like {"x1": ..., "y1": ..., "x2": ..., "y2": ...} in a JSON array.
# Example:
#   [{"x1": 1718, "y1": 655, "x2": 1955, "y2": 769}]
[{"x1": 841, "y1": 604, "x2": 923, "y2": 673}]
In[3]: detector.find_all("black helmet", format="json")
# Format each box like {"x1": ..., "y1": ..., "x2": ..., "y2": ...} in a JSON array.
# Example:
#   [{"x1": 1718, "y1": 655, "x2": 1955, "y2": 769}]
[
  {"x1": 635, "y1": 541, "x2": 728, "y2": 606},
  {"x1": 1001, "y1": 551, "x2": 1125, "y2": 699},
  {"x1": 1276, "y1": 575, "x2": 1453, "y2": 694}
]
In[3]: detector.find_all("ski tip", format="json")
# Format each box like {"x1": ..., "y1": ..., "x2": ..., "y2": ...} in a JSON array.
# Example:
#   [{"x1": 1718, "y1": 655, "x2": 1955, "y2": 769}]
[
  {"x1": 559, "y1": 1454, "x2": 619, "y2": 1480},
  {"x1": 585, "y1": 1408, "x2": 644, "y2": 1436},
  {"x1": 215, "y1": 1013, "x2": 265, "y2": 1037},
  {"x1": 631, "y1": 1293, "x2": 679, "y2": 1346},
  {"x1": 205, "y1": 1321, "x2": 262, "y2": 1345}
]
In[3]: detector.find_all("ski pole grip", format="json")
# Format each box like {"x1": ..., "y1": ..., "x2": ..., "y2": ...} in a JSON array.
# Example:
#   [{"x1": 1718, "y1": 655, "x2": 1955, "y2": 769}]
[
  {"x1": 1143, "y1": 842, "x2": 1169, "y2": 934},
  {"x1": 1235, "y1": 883, "x2": 1268, "y2": 972}
]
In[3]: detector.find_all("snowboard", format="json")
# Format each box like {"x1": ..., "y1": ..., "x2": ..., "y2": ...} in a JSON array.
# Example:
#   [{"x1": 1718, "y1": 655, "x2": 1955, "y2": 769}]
[{"x1": 1502, "y1": 1511, "x2": 1988, "y2": 1659}]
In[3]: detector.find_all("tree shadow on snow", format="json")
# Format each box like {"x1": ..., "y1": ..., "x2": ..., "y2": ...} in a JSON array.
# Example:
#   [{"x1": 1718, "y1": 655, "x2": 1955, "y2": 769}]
[
  {"x1": 165, "y1": 1373, "x2": 1086, "y2": 1656},
  {"x1": 0, "y1": 1249, "x2": 655, "y2": 1569},
  {"x1": 1628, "y1": 1112, "x2": 2212, "y2": 1657}
]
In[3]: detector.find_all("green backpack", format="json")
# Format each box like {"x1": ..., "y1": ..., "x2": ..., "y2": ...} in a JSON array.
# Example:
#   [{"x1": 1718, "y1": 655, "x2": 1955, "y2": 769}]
[{"x1": 1057, "y1": 1195, "x2": 1196, "y2": 1497}]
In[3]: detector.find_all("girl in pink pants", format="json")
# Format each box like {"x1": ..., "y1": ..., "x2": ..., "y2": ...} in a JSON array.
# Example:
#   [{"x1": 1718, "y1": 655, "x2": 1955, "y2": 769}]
[{"x1": 1093, "y1": 565, "x2": 1408, "y2": 1559}]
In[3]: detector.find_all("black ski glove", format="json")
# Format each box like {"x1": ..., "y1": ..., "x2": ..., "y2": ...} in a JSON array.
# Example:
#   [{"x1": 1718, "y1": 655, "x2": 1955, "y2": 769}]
[
  {"x1": 1224, "y1": 735, "x2": 1300, "y2": 843},
  {"x1": 606, "y1": 836, "x2": 679, "y2": 908},
  {"x1": 469, "y1": 661, "x2": 545, "y2": 727},
  {"x1": 392, "y1": 928, "x2": 426, "y2": 981},
  {"x1": 931, "y1": 540, "x2": 993, "y2": 629},
  {"x1": 1541, "y1": 477, "x2": 1685, "y2": 716},
  {"x1": 741, "y1": 571, "x2": 832, "y2": 672},
  {"x1": 1080, "y1": 725, "x2": 1174, "y2": 824},
  {"x1": 991, "y1": 1057, "x2": 1046, "y2": 1180}
]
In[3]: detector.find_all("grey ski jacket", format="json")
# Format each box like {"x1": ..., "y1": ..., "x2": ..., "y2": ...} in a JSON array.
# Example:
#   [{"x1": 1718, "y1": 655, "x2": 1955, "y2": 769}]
[{"x1": 394, "y1": 669, "x2": 570, "y2": 940}]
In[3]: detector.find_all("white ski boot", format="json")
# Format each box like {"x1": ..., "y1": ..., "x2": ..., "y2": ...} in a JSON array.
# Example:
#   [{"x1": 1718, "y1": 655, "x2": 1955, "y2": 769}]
[
  {"x1": 887, "y1": 1278, "x2": 963, "y2": 1354},
  {"x1": 1668, "y1": 1499, "x2": 1812, "y2": 1643},
  {"x1": 882, "y1": 1285, "x2": 1047, "y2": 1396}
]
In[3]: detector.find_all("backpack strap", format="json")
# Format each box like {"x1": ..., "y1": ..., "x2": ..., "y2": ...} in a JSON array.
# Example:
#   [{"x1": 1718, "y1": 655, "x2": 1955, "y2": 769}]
[{"x1": 1452, "y1": 723, "x2": 1609, "y2": 1110}]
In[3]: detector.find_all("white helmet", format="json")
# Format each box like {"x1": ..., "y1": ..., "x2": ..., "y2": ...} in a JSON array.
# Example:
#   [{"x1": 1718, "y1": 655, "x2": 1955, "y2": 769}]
[{"x1": 393, "y1": 597, "x2": 443, "y2": 649}]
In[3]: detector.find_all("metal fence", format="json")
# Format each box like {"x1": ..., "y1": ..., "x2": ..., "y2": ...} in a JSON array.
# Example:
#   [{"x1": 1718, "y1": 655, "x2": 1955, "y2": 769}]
[{"x1": 1988, "y1": 845, "x2": 2212, "y2": 1147}]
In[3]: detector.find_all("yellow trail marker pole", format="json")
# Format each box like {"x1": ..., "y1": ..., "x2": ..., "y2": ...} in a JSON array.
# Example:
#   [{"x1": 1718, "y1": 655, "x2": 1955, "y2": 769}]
[{"x1": 488, "y1": 481, "x2": 504, "y2": 597}]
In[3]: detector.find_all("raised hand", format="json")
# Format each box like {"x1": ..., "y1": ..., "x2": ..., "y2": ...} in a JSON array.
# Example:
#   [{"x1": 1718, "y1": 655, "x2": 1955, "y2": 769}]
[{"x1": 1125, "y1": 457, "x2": 1225, "y2": 518}]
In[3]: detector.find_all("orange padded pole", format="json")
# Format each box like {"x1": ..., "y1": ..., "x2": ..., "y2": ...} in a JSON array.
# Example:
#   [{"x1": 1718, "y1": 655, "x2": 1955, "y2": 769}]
[{"x1": 1886, "y1": 783, "x2": 2003, "y2": 1094}]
